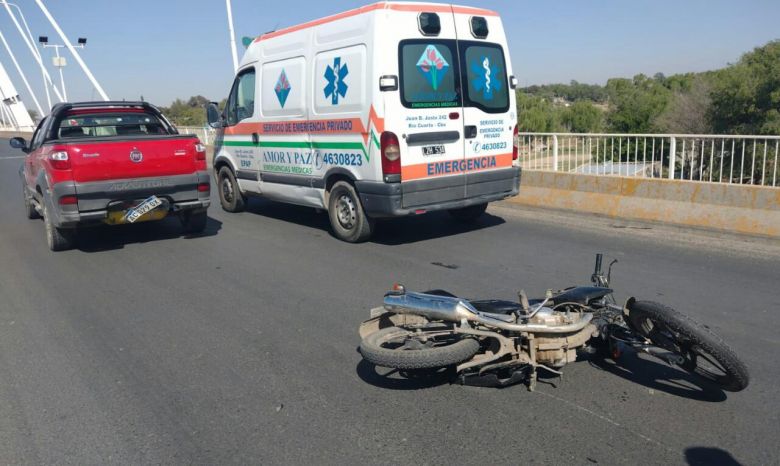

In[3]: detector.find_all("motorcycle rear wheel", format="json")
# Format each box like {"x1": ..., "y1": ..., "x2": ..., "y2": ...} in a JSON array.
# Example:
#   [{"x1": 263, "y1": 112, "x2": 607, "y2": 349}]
[
  {"x1": 626, "y1": 300, "x2": 749, "y2": 392},
  {"x1": 360, "y1": 325, "x2": 480, "y2": 370}
]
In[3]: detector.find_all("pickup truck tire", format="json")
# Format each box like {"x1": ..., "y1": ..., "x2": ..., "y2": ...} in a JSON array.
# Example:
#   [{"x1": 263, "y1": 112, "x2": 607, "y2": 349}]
[
  {"x1": 327, "y1": 181, "x2": 374, "y2": 243},
  {"x1": 180, "y1": 210, "x2": 208, "y2": 233},
  {"x1": 22, "y1": 185, "x2": 40, "y2": 219},
  {"x1": 448, "y1": 203, "x2": 487, "y2": 223},
  {"x1": 43, "y1": 203, "x2": 75, "y2": 251},
  {"x1": 217, "y1": 166, "x2": 246, "y2": 212}
]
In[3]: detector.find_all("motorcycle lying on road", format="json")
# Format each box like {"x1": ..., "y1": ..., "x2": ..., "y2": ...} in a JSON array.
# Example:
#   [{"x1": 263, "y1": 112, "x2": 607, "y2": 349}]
[{"x1": 358, "y1": 254, "x2": 749, "y2": 392}]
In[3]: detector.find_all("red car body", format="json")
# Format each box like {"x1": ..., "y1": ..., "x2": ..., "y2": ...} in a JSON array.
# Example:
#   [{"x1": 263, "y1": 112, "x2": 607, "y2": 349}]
[{"x1": 13, "y1": 101, "x2": 211, "y2": 250}]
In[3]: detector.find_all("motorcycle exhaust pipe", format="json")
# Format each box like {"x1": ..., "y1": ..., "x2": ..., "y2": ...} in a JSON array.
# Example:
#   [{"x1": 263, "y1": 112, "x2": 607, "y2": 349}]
[{"x1": 384, "y1": 291, "x2": 593, "y2": 334}]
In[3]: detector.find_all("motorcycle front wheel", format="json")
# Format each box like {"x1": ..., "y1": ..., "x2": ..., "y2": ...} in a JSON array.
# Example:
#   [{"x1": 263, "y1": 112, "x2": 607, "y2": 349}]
[
  {"x1": 360, "y1": 325, "x2": 480, "y2": 370},
  {"x1": 626, "y1": 300, "x2": 749, "y2": 392}
]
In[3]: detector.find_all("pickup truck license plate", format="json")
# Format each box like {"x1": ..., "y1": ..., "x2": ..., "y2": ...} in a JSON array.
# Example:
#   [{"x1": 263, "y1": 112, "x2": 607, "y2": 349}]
[
  {"x1": 422, "y1": 145, "x2": 446, "y2": 156},
  {"x1": 125, "y1": 196, "x2": 164, "y2": 223}
]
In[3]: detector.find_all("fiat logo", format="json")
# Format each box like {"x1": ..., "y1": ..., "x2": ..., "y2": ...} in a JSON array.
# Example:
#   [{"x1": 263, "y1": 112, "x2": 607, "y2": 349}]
[{"x1": 129, "y1": 149, "x2": 143, "y2": 163}]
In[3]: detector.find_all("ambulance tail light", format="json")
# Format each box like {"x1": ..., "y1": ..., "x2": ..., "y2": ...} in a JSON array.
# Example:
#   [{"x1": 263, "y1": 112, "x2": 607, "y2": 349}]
[
  {"x1": 381, "y1": 131, "x2": 401, "y2": 179},
  {"x1": 512, "y1": 124, "x2": 519, "y2": 161}
]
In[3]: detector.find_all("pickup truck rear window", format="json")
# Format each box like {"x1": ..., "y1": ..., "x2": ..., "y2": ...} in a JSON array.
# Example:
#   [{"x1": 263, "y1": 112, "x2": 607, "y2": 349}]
[{"x1": 57, "y1": 112, "x2": 170, "y2": 139}]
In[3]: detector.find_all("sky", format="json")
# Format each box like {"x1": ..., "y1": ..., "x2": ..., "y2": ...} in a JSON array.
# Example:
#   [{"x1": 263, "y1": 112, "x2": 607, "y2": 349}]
[{"x1": 1, "y1": 0, "x2": 779, "y2": 113}]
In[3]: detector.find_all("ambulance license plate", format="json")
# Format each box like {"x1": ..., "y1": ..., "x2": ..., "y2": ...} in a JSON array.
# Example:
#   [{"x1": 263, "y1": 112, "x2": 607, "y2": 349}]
[
  {"x1": 125, "y1": 196, "x2": 164, "y2": 223},
  {"x1": 423, "y1": 145, "x2": 446, "y2": 156}
]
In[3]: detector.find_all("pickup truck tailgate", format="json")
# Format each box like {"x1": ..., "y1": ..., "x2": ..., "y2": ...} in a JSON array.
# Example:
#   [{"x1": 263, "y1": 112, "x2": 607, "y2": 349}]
[
  {"x1": 68, "y1": 136, "x2": 198, "y2": 183},
  {"x1": 66, "y1": 136, "x2": 205, "y2": 211}
]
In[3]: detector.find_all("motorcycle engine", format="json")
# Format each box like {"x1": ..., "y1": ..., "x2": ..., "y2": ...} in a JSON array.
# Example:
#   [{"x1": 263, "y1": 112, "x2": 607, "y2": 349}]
[{"x1": 529, "y1": 307, "x2": 595, "y2": 368}]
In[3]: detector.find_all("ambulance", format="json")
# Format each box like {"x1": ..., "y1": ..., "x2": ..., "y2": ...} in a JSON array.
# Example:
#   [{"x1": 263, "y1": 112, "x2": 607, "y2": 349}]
[{"x1": 208, "y1": 2, "x2": 521, "y2": 242}]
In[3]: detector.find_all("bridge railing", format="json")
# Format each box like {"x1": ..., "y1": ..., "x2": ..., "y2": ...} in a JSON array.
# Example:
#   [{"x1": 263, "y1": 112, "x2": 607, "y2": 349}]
[
  {"x1": 175, "y1": 126, "x2": 215, "y2": 145},
  {"x1": 518, "y1": 132, "x2": 780, "y2": 187}
]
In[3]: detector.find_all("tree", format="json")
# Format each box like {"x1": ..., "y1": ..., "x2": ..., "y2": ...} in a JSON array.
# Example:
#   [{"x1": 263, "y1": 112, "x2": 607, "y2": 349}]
[
  {"x1": 516, "y1": 92, "x2": 562, "y2": 132},
  {"x1": 710, "y1": 40, "x2": 780, "y2": 135},
  {"x1": 605, "y1": 74, "x2": 670, "y2": 133},
  {"x1": 654, "y1": 76, "x2": 713, "y2": 134},
  {"x1": 562, "y1": 101, "x2": 604, "y2": 133}
]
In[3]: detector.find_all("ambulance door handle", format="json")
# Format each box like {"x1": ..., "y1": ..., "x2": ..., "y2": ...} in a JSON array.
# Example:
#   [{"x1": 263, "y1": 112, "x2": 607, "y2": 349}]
[
  {"x1": 464, "y1": 126, "x2": 477, "y2": 139},
  {"x1": 252, "y1": 133, "x2": 259, "y2": 145}
]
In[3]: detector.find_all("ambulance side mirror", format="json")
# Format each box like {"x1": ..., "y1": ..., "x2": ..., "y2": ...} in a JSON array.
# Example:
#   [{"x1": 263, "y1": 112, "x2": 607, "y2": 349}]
[{"x1": 206, "y1": 102, "x2": 223, "y2": 128}]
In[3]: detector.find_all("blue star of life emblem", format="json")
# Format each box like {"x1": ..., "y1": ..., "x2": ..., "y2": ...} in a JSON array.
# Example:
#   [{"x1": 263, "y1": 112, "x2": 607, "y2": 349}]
[
  {"x1": 471, "y1": 56, "x2": 503, "y2": 101},
  {"x1": 324, "y1": 57, "x2": 349, "y2": 105},
  {"x1": 274, "y1": 69, "x2": 291, "y2": 108}
]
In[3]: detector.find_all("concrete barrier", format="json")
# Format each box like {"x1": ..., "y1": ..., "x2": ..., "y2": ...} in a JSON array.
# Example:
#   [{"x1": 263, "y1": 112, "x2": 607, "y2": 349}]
[{"x1": 508, "y1": 171, "x2": 780, "y2": 238}]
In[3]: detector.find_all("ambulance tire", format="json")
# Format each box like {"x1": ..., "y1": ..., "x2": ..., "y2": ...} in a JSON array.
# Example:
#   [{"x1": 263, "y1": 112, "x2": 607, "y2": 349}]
[
  {"x1": 217, "y1": 166, "x2": 246, "y2": 213},
  {"x1": 448, "y1": 202, "x2": 488, "y2": 223},
  {"x1": 328, "y1": 181, "x2": 374, "y2": 243}
]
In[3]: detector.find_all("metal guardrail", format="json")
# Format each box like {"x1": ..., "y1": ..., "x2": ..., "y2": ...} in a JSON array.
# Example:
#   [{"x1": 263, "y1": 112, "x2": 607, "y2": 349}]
[
  {"x1": 175, "y1": 126, "x2": 215, "y2": 145},
  {"x1": 518, "y1": 132, "x2": 780, "y2": 187}
]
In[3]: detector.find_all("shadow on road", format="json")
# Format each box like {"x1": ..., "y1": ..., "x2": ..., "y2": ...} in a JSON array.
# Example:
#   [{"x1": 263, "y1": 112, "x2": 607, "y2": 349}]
[
  {"x1": 244, "y1": 197, "x2": 506, "y2": 244},
  {"x1": 685, "y1": 447, "x2": 743, "y2": 465},
  {"x1": 74, "y1": 216, "x2": 222, "y2": 253},
  {"x1": 585, "y1": 351, "x2": 728, "y2": 402},
  {"x1": 356, "y1": 359, "x2": 455, "y2": 390}
]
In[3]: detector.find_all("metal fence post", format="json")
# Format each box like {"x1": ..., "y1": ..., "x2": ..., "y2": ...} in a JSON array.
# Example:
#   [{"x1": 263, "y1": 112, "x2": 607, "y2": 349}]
[
  {"x1": 668, "y1": 136, "x2": 676, "y2": 179},
  {"x1": 552, "y1": 135, "x2": 559, "y2": 171}
]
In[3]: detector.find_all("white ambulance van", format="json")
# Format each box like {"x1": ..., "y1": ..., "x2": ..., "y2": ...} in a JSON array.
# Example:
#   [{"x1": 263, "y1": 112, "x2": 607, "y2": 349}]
[{"x1": 207, "y1": 2, "x2": 521, "y2": 242}]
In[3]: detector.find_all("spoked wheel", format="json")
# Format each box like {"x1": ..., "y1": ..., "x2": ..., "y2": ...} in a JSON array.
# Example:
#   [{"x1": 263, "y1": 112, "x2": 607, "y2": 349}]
[
  {"x1": 626, "y1": 300, "x2": 749, "y2": 392},
  {"x1": 360, "y1": 324, "x2": 480, "y2": 370}
]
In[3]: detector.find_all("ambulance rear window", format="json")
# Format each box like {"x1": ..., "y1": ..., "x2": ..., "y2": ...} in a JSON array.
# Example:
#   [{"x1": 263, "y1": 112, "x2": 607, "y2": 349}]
[
  {"x1": 399, "y1": 40, "x2": 461, "y2": 109},
  {"x1": 462, "y1": 43, "x2": 509, "y2": 113}
]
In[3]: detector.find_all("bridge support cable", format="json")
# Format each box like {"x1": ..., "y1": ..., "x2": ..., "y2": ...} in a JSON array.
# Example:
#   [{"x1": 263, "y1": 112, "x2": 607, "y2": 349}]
[
  {"x1": 34, "y1": 0, "x2": 109, "y2": 101},
  {"x1": 0, "y1": 29, "x2": 43, "y2": 115},
  {"x1": 1, "y1": 0, "x2": 63, "y2": 106}
]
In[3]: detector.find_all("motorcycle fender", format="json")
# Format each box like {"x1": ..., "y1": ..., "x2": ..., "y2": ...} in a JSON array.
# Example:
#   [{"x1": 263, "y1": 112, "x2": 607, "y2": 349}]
[
  {"x1": 623, "y1": 297, "x2": 636, "y2": 317},
  {"x1": 358, "y1": 311, "x2": 428, "y2": 340}
]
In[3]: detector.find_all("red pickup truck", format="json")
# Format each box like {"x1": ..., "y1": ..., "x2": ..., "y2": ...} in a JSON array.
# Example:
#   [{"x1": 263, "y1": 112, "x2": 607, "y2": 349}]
[{"x1": 11, "y1": 101, "x2": 210, "y2": 251}]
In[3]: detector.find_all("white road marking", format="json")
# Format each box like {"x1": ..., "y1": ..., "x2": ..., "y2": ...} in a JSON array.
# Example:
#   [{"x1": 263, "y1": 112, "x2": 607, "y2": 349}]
[{"x1": 0, "y1": 156, "x2": 25, "y2": 159}]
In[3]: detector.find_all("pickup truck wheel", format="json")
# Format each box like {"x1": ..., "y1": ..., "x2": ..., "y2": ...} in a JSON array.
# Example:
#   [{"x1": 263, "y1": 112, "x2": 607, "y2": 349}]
[
  {"x1": 448, "y1": 203, "x2": 488, "y2": 223},
  {"x1": 217, "y1": 167, "x2": 245, "y2": 212},
  {"x1": 22, "y1": 184, "x2": 40, "y2": 219},
  {"x1": 327, "y1": 181, "x2": 374, "y2": 243},
  {"x1": 180, "y1": 210, "x2": 208, "y2": 233},
  {"x1": 43, "y1": 203, "x2": 75, "y2": 251}
]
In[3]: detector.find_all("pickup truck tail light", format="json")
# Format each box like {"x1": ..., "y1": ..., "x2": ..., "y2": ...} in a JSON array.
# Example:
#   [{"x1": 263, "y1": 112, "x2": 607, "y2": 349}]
[
  {"x1": 50, "y1": 150, "x2": 71, "y2": 170},
  {"x1": 512, "y1": 124, "x2": 519, "y2": 161},
  {"x1": 58, "y1": 195, "x2": 78, "y2": 205},
  {"x1": 195, "y1": 143, "x2": 206, "y2": 161},
  {"x1": 381, "y1": 131, "x2": 401, "y2": 178},
  {"x1": 197, "y1": 183, "x2": 210, "y2": 193}
]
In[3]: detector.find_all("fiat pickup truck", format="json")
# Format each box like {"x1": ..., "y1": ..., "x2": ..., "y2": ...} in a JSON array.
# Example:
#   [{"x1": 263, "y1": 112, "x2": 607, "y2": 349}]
[{"x1": 11, "y1": 101, "x2": 210, "y2": 251}]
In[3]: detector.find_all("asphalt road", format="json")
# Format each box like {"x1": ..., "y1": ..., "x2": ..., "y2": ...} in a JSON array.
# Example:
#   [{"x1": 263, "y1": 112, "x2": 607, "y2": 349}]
[{"x1": 1, "y1": 144, "x2": 779, "y2": 465}]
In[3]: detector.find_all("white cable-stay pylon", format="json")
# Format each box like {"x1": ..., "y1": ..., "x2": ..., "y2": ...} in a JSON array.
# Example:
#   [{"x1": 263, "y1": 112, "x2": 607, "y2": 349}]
[
  {"x1": 225, "y1": 0, "x2": 239, "y2": 73},
  {"x1": 1, "y1": 0, "x2": 63, "y2": 106},
  {"x1": 35, "y1": 0, "x2": 109, "y2": 101},
  {"x1": 0, "y1": 59, "x2": 34, "y2": 130},
  {"x1": 0, "y1": 29, "x2": 44, "y2": 115},
  {"x1": 5, "y1": 0, "x2": 52, "y2": 109}
]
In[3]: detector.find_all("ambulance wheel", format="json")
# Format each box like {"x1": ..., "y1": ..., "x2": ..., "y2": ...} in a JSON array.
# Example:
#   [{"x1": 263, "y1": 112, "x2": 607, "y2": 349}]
[
  {"x1": 448, "y1": 203, "x2": 488, "y2": 223},
  {"x1": 328, "y1": 181, "x2": 374, "y2": 243},
  {"x1": 217, "y1": 166, "x2": 245, "y2": 212}
]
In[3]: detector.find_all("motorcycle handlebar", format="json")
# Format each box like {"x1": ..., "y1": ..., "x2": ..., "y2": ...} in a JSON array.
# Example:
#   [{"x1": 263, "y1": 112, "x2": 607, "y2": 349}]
[{"x1": 594, "y1": 253, "x2": 603, "y2": 276}]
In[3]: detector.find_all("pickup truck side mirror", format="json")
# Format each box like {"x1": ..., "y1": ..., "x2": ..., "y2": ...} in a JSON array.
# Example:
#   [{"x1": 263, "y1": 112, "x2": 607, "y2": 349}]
[
  {"x1": 9, "y1": 137, "x2": 30, "y2": 153},
  {"x1": 206, "y1": 102, "x2": 223, "y2": 128}
]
